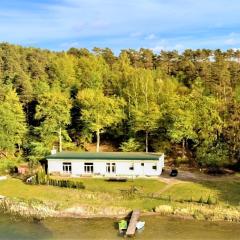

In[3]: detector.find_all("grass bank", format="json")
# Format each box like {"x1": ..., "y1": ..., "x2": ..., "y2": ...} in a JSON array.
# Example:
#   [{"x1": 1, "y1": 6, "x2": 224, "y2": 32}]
[{"x1": 0, "y1": 176, "x2": 239, "y2": 221}]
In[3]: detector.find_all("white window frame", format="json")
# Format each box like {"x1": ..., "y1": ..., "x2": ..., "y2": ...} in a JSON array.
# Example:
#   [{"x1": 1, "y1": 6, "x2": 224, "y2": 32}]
[
  {"x1": 63, "y1": 162, "x2": 72, "y2": 174},
  {"x1": 84, "y1": 162, "x2": 94, "y2": 173},
  {"x1": 106, "y1": 163, "x2": 116, "y2": 173},
  {"x1": 152, "y1": 164, "x2": 157, "y2": 170}
]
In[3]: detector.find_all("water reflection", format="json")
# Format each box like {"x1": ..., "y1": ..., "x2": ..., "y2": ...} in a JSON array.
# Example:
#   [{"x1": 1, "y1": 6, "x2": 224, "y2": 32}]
[{"x1": 0, "y1": 214, "x2": 240, "y2": 240}]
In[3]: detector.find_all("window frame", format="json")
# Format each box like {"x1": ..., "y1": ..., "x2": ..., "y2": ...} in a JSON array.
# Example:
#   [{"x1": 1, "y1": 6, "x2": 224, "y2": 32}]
[
  {"x1": 106, "y1": 162, "x2": 116, "y2": 173},
  {"x1": 84, "y1": 162, "x2": 94, "y2": 173},
  {"x1": 129, "y1": 163, "x2": 134, "y2": 171},
  {"x1": 152, "y1": 164, "x2": 157, "y2": 170},
  {"x1": 63, "y1": 162, "x2": 72, "y2": 174}
]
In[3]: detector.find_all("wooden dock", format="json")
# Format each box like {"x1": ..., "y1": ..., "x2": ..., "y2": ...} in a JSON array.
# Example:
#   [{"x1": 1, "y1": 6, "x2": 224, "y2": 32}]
[{"x1": 126, "y1": 210, "x2": 140, "y2": 237}]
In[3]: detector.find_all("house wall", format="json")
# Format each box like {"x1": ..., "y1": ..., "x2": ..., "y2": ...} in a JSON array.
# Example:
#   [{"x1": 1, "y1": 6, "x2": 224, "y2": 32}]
[{"x1": 47, "y1": 155, "x2": 164, "y2": 177}]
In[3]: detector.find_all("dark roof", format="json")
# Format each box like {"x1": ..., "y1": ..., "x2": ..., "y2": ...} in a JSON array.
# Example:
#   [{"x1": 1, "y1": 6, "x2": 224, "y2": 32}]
[{"x1": 46, "y1": 152, "x2": 162, "y2": 161}]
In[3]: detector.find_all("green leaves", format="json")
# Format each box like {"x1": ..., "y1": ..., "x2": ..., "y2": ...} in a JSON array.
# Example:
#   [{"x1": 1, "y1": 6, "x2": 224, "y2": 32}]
[
  {"x1": 77, "y1": 88, "x2": 126, "y2": 151},
  {"x1": 0, "y1": 85, "x2": 26, "y2": 153},
  {"x1": 34, "y1": 89, "x2": 72, "y2": 151},
  {"x1": 0, "y1": 44, "x2": 239, "y2": 169},
  {"x1": 196, "y1": 142, "x2": 229, "y2": 168},
  {"x1": 120, "y1": 138, "x2": 142, "y2": 152}
]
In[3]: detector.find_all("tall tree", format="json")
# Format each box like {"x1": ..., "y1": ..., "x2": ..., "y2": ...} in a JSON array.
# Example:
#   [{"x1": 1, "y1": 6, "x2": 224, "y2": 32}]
[
  {"x1": 0, "y1": 85, "x2": 26, "y2": 156},
  {"x1": 35, "y1": 89, "x2": 72, "y2": 152},
  {"x1": 128, "y1": 69, "x2": 161, "y2": 152},
  {"x1": 78, "y1": 88, "x2": 125, "y2": 152},
  {"x1": 166, "y1": 95, "x2": 197, "y2": 157}
]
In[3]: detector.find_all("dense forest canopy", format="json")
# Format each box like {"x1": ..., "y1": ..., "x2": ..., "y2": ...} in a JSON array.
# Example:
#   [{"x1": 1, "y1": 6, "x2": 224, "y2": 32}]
[{"x1": 1, "y1": 43, "x2": 240, "y2": 170}]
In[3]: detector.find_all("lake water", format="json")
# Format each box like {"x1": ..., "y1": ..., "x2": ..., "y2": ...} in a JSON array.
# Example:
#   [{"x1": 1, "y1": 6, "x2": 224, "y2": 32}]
[{"x1": 0, "y1": 214, "x2": 240, "y2": 240}]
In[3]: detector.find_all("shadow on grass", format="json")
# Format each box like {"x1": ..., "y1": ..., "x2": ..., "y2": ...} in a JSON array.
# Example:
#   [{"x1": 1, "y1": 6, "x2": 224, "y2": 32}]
[
  {"x1": 199, "y1": 180, "x2": 240, "y2": 206},
  {"x1": 160, "y1": 169, "x2": 240, "y2": 206}
]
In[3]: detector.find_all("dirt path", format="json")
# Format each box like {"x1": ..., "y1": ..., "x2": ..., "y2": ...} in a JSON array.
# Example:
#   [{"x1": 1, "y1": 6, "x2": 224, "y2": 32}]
[
  {"x1": 160, "y1": 170, "x2": 240, "y2": 182},
  {"x1": 157, "y1": 176, "x2": 183, "y2": 194}
]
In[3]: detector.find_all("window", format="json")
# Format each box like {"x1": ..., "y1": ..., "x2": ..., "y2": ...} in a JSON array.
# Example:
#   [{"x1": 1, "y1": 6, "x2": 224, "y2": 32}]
[
  {"x1": 106, "y1": 163, "x2": 116, "y2": 173},
  {"x1": 129, "y1": 163, "x2": 134, "y2": 170},
  {"x1": 141, "y1": 163, "x2": 144, "y2": 166},
  {"x1": 63, "y1": 162, "x2": 72, "y2": 174},
  {"x1": 152, "y1": 165, "x2": 157, "y2": 170},
  {"x1": 84, "y1": 163, "x2": 94, "y2": 173}
]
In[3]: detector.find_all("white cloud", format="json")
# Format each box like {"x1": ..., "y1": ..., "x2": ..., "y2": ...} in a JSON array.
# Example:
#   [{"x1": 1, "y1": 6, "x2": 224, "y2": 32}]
[
  {"x1": 130, "y1": 32, "x2": 143, "y2": 38},
  {"x1": 0, "y1": 0, "x2": 240, "y2": 51},
  {"x1": 224, "y1": 38, "x2": 237, "y2": 45},
  {"x1": 151, "y1": 45, "x2": 165, "y2": 52},
  {"x1": 145, "y1": 34, "x2": 156, "y2": 40}
]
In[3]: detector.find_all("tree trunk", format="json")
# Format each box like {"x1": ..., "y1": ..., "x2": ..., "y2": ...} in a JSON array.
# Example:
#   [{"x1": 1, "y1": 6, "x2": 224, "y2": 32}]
[
  {"x1": 145, "y1": 131, "x2": 149, "y2": 153},
  {"x1": 59, "y1": 127, "x2": 62, "y2": 152},
  {"x1": 96, "y1": 129, "x2": 100, "y2": 152},
  {"x1": 182, "y1": 138, "x2": 185, "y2": 158}
]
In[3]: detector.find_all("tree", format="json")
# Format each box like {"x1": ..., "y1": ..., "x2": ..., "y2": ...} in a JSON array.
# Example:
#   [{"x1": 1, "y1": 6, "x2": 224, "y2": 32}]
[
  {"x1": 120, "y1": 138, "x2": 142, "y2": 152},
  {"x1": 0, "y1": 85, "x2": 26, "y2": 155},
  {"x1": 196, "y1": 142, "x2": 229, "y2": 168},
  {"x1": 76, "y1": 55, "x2": 109, "y2": 89},
  {"x1": 127, "y1": 68, "x2": 161, "y2": 152},
  {"x1": 78, "y1": 88, "x2": 125, "y2": 152},
  {"x1": 166, "y1": 95, "x2": 197, "y2": 157},
  {"x1": 46, "y1": 53, "x2": 76, "y2": 89},
  {"x1": 35, "y1": 89, "x2": 72, "y2": 152},
  {"x1": 131, "y1": 102, "x2": 160, "y2": 152}
]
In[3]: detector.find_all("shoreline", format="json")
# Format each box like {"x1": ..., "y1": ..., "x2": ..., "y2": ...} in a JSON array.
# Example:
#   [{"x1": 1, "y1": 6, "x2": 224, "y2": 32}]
[{"x1": 1, "y1": 197, "x2": 240, "y2": 223}]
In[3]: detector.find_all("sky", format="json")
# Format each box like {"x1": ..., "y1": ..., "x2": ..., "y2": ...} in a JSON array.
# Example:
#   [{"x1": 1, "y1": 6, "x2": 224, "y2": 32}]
[{"x1": 0, "y1": 0, "x2": 240, "y2": 53}]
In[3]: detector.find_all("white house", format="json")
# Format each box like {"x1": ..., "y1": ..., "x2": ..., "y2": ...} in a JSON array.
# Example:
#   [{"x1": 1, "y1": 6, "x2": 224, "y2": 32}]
[{"x1": 46, "y1": 152, "x2": 164, "y2": 177}]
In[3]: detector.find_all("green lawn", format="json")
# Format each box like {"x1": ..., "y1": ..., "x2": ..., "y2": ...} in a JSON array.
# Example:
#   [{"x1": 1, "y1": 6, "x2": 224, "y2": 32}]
[
  {"x1": 0, "y1": 177, "x2": 239, "y2": 211},
  {"x1": 0, "y1": 178, "x2": 167, "y2": 209},
  {"x1": 51, "y1": 176, "x2": 166, "y2": 194},
  {"x1": 164, "y1": 181, "x2": 240, "y2": 206}
]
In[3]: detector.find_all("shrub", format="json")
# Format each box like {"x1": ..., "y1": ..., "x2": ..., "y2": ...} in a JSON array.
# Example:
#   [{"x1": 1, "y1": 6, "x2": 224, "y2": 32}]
[
  {"x1": 47, "y1": 178, "x2": 85, "y2": 189},
  {"x1": 174, "y1": 157, "x2": 189, "y2": 167},
  {"x1": 0, "y1": 158, "x2": 17, "y2": 174},
  {"x1": 196, "y1": 142, "x2": 229, "y2": 168},
  {"x1": 36, "y1": 169, "x2": 48, "y2": 185},
  {"x1": 207, "y1": 195, "x2": 214, "y2": 205},
  {"x1": 119, "y1": 138, "x2": 142, "y2": 152},
  {"x1": 198, "y1": 196, "x2": 204, "y2": 204},
  {"x1": 30, "y1": 171, "x2": 85, "y2": 190}
]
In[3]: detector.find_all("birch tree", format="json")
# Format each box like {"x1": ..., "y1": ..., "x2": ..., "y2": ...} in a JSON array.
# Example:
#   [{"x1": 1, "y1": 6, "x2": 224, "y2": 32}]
[
  {"x1": 129, "y1": 69, "x2": 161, "y2": 152},
  {"x1": 78, "y1": 88, "x2": 125, "y2": 152}
]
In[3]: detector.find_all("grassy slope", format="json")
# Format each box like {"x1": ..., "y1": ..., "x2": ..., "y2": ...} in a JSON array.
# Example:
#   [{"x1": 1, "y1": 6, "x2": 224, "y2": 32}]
[
  {"x1": 0, "y1": 177, "x2": 239, "y2": 211},
  {"x1": 164, "y1": 181, "x2": 240, "y2": 206},
  {"x1": 0, "y1": 178, "x2": 167, "y2": 210}
]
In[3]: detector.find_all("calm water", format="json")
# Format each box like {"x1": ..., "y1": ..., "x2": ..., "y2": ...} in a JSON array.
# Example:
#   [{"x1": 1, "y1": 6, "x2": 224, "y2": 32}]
[{"x1": 0, "y1": 214, "x2": 240, "y2": 240}]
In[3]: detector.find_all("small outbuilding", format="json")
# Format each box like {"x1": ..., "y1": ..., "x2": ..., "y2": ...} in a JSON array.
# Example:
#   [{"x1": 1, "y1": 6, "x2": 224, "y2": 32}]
[{"x1": 46, "y1": 152, "x2": 164, "y2": 177}]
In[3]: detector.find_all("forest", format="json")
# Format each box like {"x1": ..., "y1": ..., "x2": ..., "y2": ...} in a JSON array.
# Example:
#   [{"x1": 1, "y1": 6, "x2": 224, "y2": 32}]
[{"x1": 0, "y1": 43, "x2": 240, "y2": 171}]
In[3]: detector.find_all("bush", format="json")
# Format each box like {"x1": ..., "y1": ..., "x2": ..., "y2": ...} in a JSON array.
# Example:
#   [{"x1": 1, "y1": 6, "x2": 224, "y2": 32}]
[
  {"x1": 48, "y1": 178, "x2": 85, "y2": 189},
  {"x1": 207, "y1": 195, "x2": 214, "y2": 205},
  {"x1": 0, "y1": 158, "x2": 17, "y2": 174},
  {"x1": 119, "y1": 138, "x2": 142, "y2": 152},
  {"x1": 36, "y1": 169, "x2": 48, "y2": 185},
  {"x1": 174, "y1": 157, "x2": 189, "y2": 167},
  {"x1": 196, "y1": 142, "x2": 229, "y2": 168},
  {"x1": 30, "y1": 171, "x2": 85, "y2": 190},
  {"x1": 198, "y1": 196, "x2": 204, "y2": 204}
]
